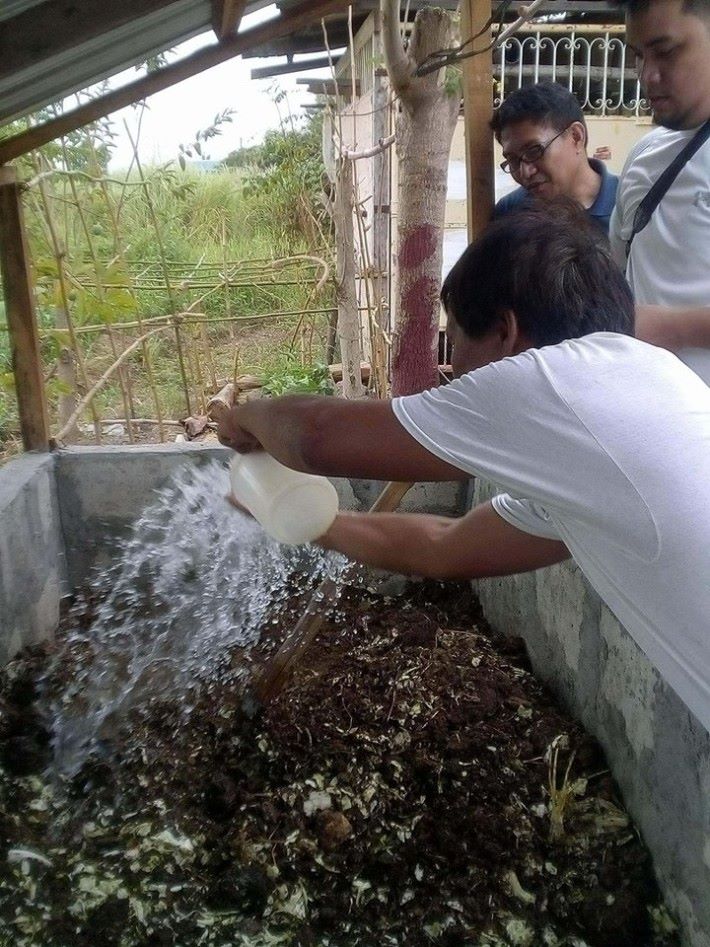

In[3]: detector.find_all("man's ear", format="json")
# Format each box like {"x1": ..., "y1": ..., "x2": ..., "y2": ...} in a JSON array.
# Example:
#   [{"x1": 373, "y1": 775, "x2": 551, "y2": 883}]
[
  {"x1": 570, "y1": 121, "x2": 587, "y2": 151},
  {"x1": 497, "y1": 308, "x2": 524, "y2": 356}
]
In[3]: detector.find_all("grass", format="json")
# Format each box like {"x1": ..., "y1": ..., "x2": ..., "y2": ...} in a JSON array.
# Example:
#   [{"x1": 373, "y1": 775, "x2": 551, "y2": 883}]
[{"x1": 0, "y1": 162, "x2": 335, "y2": 460}]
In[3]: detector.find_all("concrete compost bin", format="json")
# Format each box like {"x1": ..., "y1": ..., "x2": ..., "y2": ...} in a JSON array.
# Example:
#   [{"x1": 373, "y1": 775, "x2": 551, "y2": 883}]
[{"x1": 0, "y1": 445, "x2": 707, "y2": 945}]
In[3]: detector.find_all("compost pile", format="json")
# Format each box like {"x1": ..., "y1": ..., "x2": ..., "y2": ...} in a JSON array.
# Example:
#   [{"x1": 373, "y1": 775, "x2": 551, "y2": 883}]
[{"x1": 0, "y1": 582, "x2": 679, "y2": 947}]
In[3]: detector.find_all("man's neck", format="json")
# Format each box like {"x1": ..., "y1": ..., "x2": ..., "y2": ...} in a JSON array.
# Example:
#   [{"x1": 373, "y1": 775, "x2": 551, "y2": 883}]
[{"x1": 571, "y1": 158, "x2": 602, "y2": 211}]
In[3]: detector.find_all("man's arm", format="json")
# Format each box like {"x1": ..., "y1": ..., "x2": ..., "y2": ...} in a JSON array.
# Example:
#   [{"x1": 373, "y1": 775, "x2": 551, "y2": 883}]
[
  {"x1": 635, "y1": 304, "x2": 710, "y2": 352},
  {"x1": 319, "y1": 500, "x2": 570, "y2": 579},
  {"x1": 218, "y1": 396, "x2": 469, "y2": 483}
]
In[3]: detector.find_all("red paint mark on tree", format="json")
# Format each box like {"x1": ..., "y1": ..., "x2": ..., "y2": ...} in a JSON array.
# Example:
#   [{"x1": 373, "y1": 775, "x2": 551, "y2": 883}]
[
  {"x1": 392, "y1": 275, "x2": 440, "y2": 396},
  {"x1": 398, "y1": 225, "x2": 439, "y2": 269}
]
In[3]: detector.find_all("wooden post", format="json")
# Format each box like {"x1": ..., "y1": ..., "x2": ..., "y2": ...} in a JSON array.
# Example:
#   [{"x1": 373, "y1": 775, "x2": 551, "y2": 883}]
[
  {"x1": 460, "y1": 0, "x2": 495, "y2": 241},
  {"x1": 0, "y1": 165, "x2": 50, "y2": 451}
]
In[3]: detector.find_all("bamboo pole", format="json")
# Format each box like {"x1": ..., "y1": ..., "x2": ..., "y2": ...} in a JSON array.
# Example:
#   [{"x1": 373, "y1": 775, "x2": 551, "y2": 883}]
[
  {"x1": 0, "y1": 165, "x2": 50, "y2": 451},
  {"x1": 36, "y1": 153, "x2": 101, "y2": 440},
  {"x1": 461, "y1": 0, "x2": 495, "y2": 241},
  {"x1": 55, "y1": 327, "x2": 168, "y2": 442},
  {"x1": 124, "y1": 122, "x2": 193, "y2": 417}
]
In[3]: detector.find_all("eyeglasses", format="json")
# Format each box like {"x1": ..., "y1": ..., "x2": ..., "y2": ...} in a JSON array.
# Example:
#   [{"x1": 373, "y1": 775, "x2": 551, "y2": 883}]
[{"x1": 500, "y1": 124, "x2": 572, "y2": 175}]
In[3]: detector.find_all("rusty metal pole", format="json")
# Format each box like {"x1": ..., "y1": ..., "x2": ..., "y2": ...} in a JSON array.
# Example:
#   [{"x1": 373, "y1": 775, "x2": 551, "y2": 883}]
[
  {"x1": 0, "y1": 165, "x2": 50, "y2": 451},
  {"x1": 460, "y1": 0, "x2": 495, "y2": 241}
]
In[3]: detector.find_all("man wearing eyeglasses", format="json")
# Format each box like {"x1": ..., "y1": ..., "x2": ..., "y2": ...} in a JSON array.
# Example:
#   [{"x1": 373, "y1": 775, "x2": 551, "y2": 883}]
[{"x1": 491, "y1": 81, "x2": 618, "y2": 233}]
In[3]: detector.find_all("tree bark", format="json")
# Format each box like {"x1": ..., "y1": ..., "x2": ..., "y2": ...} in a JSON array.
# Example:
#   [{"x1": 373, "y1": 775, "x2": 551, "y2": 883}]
[{"x1": 382, "y1": 2, "x2": 460, "y2": 396}]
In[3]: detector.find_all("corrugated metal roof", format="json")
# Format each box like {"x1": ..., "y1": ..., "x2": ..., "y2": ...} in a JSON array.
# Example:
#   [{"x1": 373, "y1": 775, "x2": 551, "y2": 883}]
[
  {"x1": 0, "y1": 0, "x2": 267, "y2": 127},
  {"x1": 0, "y1": 0, "x2": 623, "y2": 132}
]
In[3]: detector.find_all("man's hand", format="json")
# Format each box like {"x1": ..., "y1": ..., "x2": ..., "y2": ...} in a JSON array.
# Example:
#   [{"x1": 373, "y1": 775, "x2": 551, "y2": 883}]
[{"x1": 218, "y1": 405, "x2": 264, "y2": 453}]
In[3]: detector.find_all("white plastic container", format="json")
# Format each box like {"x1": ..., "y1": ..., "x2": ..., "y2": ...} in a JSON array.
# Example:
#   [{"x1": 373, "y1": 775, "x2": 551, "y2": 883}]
[{"x1": 229, "y1": 452, "x2": 339, "y2": 545}]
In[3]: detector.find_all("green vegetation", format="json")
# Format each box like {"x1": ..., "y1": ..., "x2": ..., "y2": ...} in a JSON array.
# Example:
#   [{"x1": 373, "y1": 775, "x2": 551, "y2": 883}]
[
  {"x1": 261, "y1": 357, "x2": 334, "y2": 398},
  {"x1": 0, "y1": 106, "x2": 335, "y2": 457}
]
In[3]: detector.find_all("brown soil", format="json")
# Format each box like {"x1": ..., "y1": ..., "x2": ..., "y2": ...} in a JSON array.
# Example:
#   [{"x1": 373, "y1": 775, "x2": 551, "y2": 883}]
[{"x1": 0, "y1": 582, "x2": 680, "y2": 947}]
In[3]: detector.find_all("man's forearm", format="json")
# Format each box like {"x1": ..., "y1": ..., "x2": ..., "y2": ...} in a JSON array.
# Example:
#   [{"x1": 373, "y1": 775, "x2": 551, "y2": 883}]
[
  {"x1": 636, "y1": 305, "x2": 710, "y2": 351},
  {"x1": 220, "y1": 396, "x2": 469, "y2": 482},
  {"x1": 318, "y1": 503, "x2": 570, "y2": 580}
]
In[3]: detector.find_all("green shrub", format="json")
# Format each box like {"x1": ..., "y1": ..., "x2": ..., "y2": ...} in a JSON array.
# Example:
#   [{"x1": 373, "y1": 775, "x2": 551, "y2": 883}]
[{"x1": 261, "y1": 357, "x2": 333, "y2": 397}]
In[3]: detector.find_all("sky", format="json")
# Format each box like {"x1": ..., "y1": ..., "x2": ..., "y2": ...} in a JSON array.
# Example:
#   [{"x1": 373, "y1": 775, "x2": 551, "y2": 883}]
[{"x1": 105, "y1": 5, "x2": 337, "y2": 171}]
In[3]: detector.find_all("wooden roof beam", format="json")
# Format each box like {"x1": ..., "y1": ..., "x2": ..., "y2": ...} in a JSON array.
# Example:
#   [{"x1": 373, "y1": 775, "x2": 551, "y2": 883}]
[
  {"x1": 0, "y1": 0, "x2": 351, "y2": 165},
  {"x1": 212, "y1": 0, "x2": 248, "y2": 40},
  {"x1": 251, "y1": 55, "x2": 335, "y2": 80},
  {"x1": 297, "y1": 78, "x2": 361, "y2": 96}
]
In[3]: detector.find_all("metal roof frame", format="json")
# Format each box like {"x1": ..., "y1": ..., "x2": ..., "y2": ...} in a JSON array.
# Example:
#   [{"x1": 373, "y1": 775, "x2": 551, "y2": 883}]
[{"x1": 0, "y1": 1, "x2": 623, "y2": 141}]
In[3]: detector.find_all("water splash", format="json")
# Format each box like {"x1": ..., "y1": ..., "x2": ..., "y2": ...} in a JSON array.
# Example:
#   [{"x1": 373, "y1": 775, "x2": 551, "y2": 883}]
[{"x1": 45, "y1": 459, "x2": 347, "y2": 774}]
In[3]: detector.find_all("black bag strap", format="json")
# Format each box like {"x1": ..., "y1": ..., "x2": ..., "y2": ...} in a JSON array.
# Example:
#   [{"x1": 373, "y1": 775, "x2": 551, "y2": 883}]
[{"x1": 627, "y1": 118, "x2": 710, "y2": 256}]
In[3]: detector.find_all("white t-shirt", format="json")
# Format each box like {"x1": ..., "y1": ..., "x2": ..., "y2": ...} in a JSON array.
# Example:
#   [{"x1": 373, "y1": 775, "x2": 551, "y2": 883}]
[
  {"x1": 392, "y1": 333, "x2": 710, "y2": 732},
  {"x1": 609, "y1": 125, "x2": 710, "y2": 385}
]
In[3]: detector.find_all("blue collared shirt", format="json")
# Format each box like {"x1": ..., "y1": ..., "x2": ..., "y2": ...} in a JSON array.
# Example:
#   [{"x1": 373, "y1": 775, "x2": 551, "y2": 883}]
[{"x1": 493, "y1": 158, "x2": 619, "y2": 233}]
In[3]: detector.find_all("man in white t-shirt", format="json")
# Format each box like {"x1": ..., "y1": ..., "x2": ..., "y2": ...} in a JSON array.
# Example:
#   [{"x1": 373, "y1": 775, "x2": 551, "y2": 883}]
[
  {"x1": 219, "y1": 203, "x2": 710, "y2": 732},
  {"x1": 610, "y1": 0, "x2": 710, "y2": 383}
]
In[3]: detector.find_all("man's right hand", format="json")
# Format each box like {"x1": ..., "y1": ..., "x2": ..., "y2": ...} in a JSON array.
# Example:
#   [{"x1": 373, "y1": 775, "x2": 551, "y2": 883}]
[{"x1": 217, "y1": 405, "x2": 263, "y2": 453}]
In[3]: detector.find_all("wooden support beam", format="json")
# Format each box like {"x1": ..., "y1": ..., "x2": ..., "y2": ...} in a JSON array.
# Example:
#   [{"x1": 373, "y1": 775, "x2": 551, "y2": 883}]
[
  {"x1": 0, "y1": 166, "x2": 50, "y2": 452},
  {"x1": 460, "y1": 0, "x2": 495, "y2": 242},
  {"x1": 212, "y1": 0, "x2": 248, "y2": 40},
  {"x1": 0, "y1": 0, "x2": 352, "y2": 165},
  {"x1": 371, "y1": 10, "x2": 391, "y2": 341},
  {"x1": 297, "y1": 78, "x2": 361, "y2": 96},
  {"x1": 250, "y1": 55, "x2": 335, "y2": 80}
]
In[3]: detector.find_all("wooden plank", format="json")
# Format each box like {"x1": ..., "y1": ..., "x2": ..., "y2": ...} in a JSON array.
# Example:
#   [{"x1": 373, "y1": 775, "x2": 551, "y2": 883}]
[
  {"x1": 460, "y1": 0, "x2": 495, "y2": 241},
  {"x1": 212, "y1": 0, "x2": 248, "y2": 40},
  {"x1": 0, "y1": 166, "x2": 50, "y2": 452},
  {"x1": 0, "y1": 0, "x2": 352, "y2": 165},
  {"x1": 297, "y1": 78, "x2": 361, "y2": 95},
  {"x1": 250, "y1": 55, "x2": 335, "y2": 79}
]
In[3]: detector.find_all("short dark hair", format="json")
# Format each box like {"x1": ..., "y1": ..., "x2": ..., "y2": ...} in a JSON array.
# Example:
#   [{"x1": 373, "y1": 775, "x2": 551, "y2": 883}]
[
  {"x1": 440, "y1": 200, "x2": 635, "y2": 347},
  {"x1": 490, "y1": 80, "x2": 587, "y2": 143},
  {"x1": 615, "y1": 0, "x2": 710, "y2": 17}
]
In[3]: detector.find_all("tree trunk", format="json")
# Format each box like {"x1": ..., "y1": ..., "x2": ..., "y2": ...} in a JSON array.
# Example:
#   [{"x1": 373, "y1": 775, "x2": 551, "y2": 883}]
[
  {"x1": 334, "y1": 155, "x2": 365, "y2": 399},
  {"x1": 382, "y1": 2, "x2": 460, "y2": 396}
]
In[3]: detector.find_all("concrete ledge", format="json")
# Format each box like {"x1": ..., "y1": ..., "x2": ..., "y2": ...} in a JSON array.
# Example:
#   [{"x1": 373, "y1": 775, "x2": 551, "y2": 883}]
[
  {"x1": 0, "y1": 452, "x2": 66, "y2": 661},
  {"x1": 472, "y1": 479, "x2": 710, "y2": 947}
]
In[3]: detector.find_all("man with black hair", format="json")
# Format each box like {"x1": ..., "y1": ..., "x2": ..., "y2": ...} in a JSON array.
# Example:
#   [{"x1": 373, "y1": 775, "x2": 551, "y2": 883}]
[
  {"x1": 491, "y1": 81, "x2": 618, "y2": 232},
  {"x1": 610, "y1": 0, "x2": 710, "y2": 381},
  {"x1": 219, "y1": 202, "x2": 710, "y2": 732}
]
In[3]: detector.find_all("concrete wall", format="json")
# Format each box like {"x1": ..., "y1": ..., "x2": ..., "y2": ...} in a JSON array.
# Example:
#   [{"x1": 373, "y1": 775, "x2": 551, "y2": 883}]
[
  {"x1": 54, "y1": 445, "x2": 468, "y2": 591},
  {"x1": 472, "y1": 479, "x2": 710, "y2": 947},
  {"x1": 55, "y1": 443, "x2": 228, "y2": 590},
  {"x1": 0, "y1": 452, "x2": 66, "y2": 661}
]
